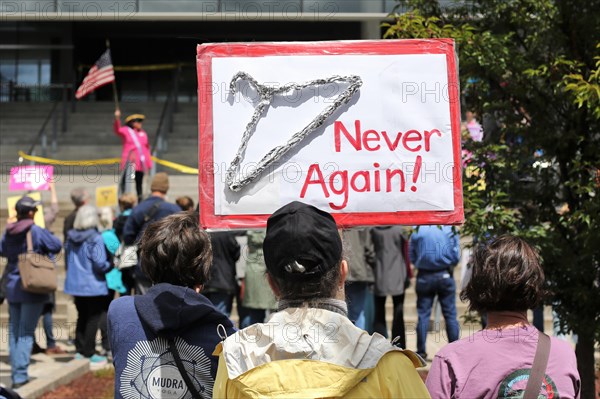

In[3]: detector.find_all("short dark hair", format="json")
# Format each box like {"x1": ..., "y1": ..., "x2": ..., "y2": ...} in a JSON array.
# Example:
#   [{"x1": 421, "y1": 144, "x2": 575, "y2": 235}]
[
  {"x1": 140, "y1": 212, "x2": 212, "y2": 289},
  {"x1": 461, "y1": 235, "x2": 545, "y2": 313}
]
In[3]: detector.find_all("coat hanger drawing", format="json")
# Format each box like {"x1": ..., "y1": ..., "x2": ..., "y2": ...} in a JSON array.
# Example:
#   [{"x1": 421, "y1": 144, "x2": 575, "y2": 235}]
[{"x1": 224, "y1": 71, "x2": 363, "y2": 192}]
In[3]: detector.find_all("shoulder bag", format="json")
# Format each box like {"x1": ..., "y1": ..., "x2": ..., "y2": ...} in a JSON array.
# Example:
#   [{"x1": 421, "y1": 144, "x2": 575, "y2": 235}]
[
  {"x1": 18, "y1": 231, "x2": 57, "y2": 294},
  {"x1": 114, "y1": 201, "x2": 162, "y2": 270}
]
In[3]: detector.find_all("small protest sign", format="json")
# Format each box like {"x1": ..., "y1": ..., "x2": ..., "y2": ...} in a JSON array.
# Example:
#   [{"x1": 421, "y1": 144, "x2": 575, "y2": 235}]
[
  {"x1": 197, "y1": 39, "x2": 463, "y2": 229},
  {"x1": 9, "y1": 165, "x2": 54, "y2": 191},
  {"x1": 96, "y1": 186, "x2": 118, "y2": 208}
]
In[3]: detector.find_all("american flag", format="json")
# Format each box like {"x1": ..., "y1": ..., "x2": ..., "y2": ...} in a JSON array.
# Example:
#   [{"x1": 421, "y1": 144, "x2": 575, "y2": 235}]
[{"x1": 75, "y1": 49, "x2": 115, "y2": 99}]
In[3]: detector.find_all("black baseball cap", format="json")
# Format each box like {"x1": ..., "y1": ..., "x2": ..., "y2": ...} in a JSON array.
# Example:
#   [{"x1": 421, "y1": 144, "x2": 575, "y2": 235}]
[
  {"x1": 263, "y1": 201, "x2": 342, "y2": 281},
  {"x1": 15, "y1": 196, "x2": 41, "y2": 214}
]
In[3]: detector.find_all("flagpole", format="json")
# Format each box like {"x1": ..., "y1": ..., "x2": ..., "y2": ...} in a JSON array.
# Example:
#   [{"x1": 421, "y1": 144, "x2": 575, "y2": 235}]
[{"x1": 106, "y1": 39, "x2": 120, "y2": 111}]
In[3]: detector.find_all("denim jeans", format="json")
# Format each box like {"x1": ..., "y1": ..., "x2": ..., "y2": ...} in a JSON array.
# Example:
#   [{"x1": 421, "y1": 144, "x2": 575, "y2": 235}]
[
  {"x1": 9, "y1": 302, "x2": 45, "y2": 385},
  {"x1": 42, "y1": 310, "x2": 56, "y2": 348},
  {"x1": 204, "y1": 292, "x2": 234, "y2": 317},
  {"x1": 345, "y1": 282, "x2": 369, "y2": 330},
  {"x1": 416, "y1": 270, "x2": 459, "y2": 355}
]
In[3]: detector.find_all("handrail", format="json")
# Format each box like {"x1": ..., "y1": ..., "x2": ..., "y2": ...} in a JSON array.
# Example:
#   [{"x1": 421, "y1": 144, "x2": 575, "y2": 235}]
[
  {"x1": 20, "y1": 83, "x2": 72, "y2": 163},
  {"x1": 151, "y1": 86, "x2": 173, "y2": 156},
  {"x1": 150, "y1": 65, "x2": 181, "y2": 165},
  {"x1": 25, "y1": 102, "x2": 59, "y2": 157}
]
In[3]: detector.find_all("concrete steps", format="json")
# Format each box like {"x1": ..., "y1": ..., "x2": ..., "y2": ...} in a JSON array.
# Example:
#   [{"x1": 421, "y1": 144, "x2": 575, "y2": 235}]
[
  {"x1": 0, "y1": 176, "x2": 561, "y2": 358},
  {"x1": 0, "y1": 101, "x2": 200, "y2": 172}
]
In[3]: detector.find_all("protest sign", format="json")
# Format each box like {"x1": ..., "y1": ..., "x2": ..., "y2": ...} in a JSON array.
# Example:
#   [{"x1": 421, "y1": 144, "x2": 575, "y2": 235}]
[
  {"x1": 197, "y1": 39, "x2": 463, "y2": 229},
  {"x1": 96, "y1": 186, "x2": 118, "y2": 208},
  {"x1": 7, "y1": 192, "x2": 45, "y2": 228},
  {"x1": 9, "y1": 165, "x2": 54, "y2": 191}
]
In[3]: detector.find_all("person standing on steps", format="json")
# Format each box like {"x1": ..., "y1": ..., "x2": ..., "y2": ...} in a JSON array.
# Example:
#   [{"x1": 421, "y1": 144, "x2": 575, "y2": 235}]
[
  {"x1": 1, "y1": 196, "x2": 62, "y2": 389},
  {"x1": 122, "y1": 173, "x2": 181, "y2": 295},
  {"x1": 410, "y1": 225, "x2": 461, "y2": 361},
  {"x1": 114, "y1": 109, "x2": 153, "y2": 201}
]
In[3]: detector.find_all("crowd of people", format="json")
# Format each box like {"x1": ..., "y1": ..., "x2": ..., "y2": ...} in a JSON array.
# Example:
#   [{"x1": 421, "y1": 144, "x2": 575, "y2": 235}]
[
  {"x1": 0, "y1": 179, "x2": 581, "y2": 398},
  {"x1": 0, "y1": 109, "x2": 580, "y2": 398}
]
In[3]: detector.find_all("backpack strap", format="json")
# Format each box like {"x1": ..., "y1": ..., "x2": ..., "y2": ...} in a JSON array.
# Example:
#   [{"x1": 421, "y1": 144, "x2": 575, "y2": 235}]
[
  {"x1": 167, "y1": 338, "x2": 203, "y2": 399},
  {"x1": 143, "y1": 201, "x2": 162, "y2": 223},
  {"x1": 523, "y1": 331, "x2": 551, "y2": 399}
]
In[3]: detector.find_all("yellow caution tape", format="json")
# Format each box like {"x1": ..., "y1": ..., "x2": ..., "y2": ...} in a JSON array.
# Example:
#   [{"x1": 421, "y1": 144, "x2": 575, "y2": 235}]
[
  {"x1": 151, "y1": 156, "x2": 199, "y2": 175},
  {"x1": 18, "y1": 151, "x2": 120, "y2": 166},
  {"x1": 18, "y1": 151, "x2": 199, "y2": 175}
]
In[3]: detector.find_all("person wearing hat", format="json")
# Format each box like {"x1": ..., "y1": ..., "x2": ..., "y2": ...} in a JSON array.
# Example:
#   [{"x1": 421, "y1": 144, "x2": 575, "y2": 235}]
[
  {"x1": 213, "y1": 201, "x2": 430, "y2": 398},
  {"x1": 122, "y1": 172, "x2": 181, "y2": 294},
  {"x1": 0, "y1": 196, "x2": 62, "y2": 389},
  {"x1": 114, "y1": 109, "x2": 153, "y2": 200}
]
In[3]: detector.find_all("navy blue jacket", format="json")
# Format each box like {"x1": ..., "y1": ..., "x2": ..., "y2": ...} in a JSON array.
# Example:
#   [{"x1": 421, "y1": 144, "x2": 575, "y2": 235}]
[
  {"x1": 122, "y1": 196, "x2": 181, "y2": 245},
  {"x1": 409, "y1": 225, "x2": 460, "y2": 272},
  {"x1": 0, "y1": 220, "x2": 62, "y2": 303},
  {"x1": 108, "y1": 283, "x2": 235, "y2": 399},
  {"x1": 64, "y1": 228, "x2": 111, "y2": 297}
]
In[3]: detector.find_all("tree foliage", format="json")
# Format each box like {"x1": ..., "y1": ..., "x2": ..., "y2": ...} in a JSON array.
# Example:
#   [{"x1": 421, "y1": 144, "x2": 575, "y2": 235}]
[{"x1": 384, "y1": 0, "x2": 599, "y2": 394}]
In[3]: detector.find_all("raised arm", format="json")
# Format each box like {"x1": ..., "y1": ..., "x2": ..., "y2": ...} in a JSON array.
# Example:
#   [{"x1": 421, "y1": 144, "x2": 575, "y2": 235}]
[
  {"x1": 113, "y1": 109, "x2": 124, "y2": 136},
  {"x1": 44, "y1": 181, "x2": 59, "y2": 228}
]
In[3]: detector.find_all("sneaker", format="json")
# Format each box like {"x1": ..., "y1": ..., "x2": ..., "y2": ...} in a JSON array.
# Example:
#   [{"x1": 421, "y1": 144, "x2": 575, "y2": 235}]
[
  {"x1": 88, "y1": 354, "x2": 108, "y2": 370},
  {"x1": 45, "y1": 346, "x2": 67, "y2": 355},
  {"x1": 74, "y1": 353, "x2": 84, "y2": 360}
]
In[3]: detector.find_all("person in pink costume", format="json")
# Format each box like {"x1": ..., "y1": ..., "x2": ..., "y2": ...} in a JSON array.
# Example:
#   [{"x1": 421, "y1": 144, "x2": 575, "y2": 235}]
[{"x1": 114, "y1": 109, "x2": 153, "y2": 200}]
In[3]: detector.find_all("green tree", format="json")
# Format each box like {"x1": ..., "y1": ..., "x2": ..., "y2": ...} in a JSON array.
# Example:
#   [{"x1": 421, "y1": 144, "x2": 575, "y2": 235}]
[{"x1": 383, "y1": 0, "x2": 599, "y2": 396}]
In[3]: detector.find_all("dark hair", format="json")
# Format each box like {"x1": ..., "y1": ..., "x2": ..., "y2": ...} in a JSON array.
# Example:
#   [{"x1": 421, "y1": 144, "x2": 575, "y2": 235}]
[
  {"x1": 126, "y1": 119, "x2": 142, "y2": 128},
  {"x1": 140, "y1": 212, "x2": 212, "y2": 289},
  {"x1": 461, "y1": 235, "x2": 545, "y2": 313},
  {"x1": 270, "y1": 261, "x2": 342, "y2": 301},
  {"x1": 176, "y1": 196, "x2": 195, "y2": 211}
]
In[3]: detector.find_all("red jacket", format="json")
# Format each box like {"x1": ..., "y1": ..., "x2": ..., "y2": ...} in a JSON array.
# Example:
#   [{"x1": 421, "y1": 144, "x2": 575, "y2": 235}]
[{"x1": 113, "y1": 119, "x2": 153, "y2": 171}]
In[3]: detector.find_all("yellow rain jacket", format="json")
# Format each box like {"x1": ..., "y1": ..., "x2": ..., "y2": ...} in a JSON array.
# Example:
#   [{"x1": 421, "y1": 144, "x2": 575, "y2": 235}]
[{"x1": 213, "y1": 307, "x2": 431, "y2": 398}]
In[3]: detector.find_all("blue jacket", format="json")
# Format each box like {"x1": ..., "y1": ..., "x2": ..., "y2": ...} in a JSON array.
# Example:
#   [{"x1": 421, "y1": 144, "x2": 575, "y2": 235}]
[
  {"x1": 0, "y1": 220, "x2": 62, "y2": 303},
  {"x1": 108, "y1": 283, "x2": 236, "y2": 399},
  {"x1": 64, "y1": 228, "x2": 111, "y2": 297},
  {"x1": 122, "y1": 196, "x2": 181, "y2": 245},
  {"x1": 409, "y1": 225, "x2": 460, "y2": 272}
]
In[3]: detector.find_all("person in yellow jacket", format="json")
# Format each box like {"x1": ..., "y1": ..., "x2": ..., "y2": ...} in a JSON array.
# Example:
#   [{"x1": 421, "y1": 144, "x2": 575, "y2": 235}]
[{"x1": 213, "y1": 201, "x2": 431, "y2": 399}]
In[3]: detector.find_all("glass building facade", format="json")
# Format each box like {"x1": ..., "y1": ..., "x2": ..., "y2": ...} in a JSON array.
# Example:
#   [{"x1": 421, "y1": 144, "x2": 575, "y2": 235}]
[{"x1": 2, "y1": 1, "x2": 441, "y2": 102}]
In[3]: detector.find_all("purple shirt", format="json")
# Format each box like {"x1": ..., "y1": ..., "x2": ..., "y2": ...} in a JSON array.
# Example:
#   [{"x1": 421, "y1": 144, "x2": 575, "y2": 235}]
[{"x1": 426, "y1": 325, "x2": 580, "y2": 399}]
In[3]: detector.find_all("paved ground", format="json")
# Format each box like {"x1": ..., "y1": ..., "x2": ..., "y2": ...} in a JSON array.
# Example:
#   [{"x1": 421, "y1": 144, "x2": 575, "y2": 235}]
[{"x1": 0, "y1": 341, "x2": 90, "y2": 399}]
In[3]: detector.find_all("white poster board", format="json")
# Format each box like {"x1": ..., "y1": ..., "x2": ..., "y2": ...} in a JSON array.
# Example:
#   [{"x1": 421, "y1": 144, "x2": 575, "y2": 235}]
[{"x1": 198, "y1": 39, "x2": 463, "y2": 229}]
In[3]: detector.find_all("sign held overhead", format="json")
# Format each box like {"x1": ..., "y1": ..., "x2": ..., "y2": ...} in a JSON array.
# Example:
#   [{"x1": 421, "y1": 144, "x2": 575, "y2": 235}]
[{"x1": 197, "y1": 39, "x2": 463, "y2": 229}]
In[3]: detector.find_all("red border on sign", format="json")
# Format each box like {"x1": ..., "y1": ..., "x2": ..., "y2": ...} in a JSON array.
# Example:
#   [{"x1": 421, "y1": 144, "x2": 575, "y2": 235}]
[{"x1": 197, "y1": 39, "x2": 463, "y2": 229}]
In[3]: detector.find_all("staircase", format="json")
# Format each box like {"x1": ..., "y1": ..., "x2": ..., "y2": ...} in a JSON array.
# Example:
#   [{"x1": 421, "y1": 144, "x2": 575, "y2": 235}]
[
  {"x1": 0, "y1": 101, "x2": 199, "y2": 172},
  {"x1": 0, "y1": 100, "x2": 563, "y2": 370}
]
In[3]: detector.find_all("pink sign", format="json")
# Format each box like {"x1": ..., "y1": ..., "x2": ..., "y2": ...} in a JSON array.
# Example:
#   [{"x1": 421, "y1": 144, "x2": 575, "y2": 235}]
[{"x1": 9, "y1": 165, "x2": 54, "y2": 191}]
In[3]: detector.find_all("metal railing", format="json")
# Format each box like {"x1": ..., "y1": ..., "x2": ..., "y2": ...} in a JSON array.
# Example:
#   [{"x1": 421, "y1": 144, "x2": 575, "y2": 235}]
[
  {"x1": 150, "y1": 65, "x2": 181, "y2": 176},
  {"x1": 17, "y1": 83, "x2": 74, "y2": 163}
]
